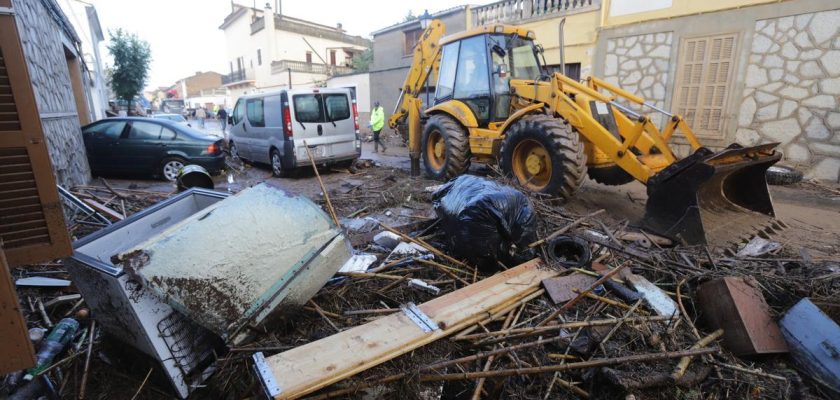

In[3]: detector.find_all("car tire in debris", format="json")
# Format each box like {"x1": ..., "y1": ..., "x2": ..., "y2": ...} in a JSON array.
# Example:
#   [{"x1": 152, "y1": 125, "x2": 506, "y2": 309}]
[
  {"x1": 499, "y1": 114, "x2": 586, "y2": 200},
  {"x1": 270, "y1": 148, "x2": 291, "y2": 178},
  {"x1": 421, "y1": 114, "x2": 471, "y2": 180},
  {"x1": 766, "y1": 165, "x2": 803, "y2": 186},
  {"x1": 160, "y1": 157, "x2": 186, "y2": 182}
]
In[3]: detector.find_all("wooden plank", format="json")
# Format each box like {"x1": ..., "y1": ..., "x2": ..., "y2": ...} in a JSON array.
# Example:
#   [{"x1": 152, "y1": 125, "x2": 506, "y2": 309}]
[
  {"x1": 263, "y1": 259, "x2": 557, "y2": 399},
  {"x1": 82, "y1": 198, "x2": 124, "y2": 221},
  {"x1": 0, "y1": 248, "x2": 36, "y2": 374}
]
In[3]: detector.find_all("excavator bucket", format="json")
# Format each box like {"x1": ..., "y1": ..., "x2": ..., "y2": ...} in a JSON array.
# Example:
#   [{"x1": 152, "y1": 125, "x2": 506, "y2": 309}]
[{"x1": 643, "y1": 143, "x2": 786, "y2": 247}]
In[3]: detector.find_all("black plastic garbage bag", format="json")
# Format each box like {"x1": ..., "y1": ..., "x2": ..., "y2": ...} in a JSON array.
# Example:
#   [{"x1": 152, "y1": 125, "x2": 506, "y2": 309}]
[{"x1": 432, "y1": 175, "x2": 537, "y2": 271}]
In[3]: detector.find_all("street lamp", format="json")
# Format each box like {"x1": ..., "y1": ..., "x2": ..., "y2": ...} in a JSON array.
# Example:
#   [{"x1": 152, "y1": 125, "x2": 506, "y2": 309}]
[{"x1": 419, "y1": 9, "x2": 432, "y2": 29}]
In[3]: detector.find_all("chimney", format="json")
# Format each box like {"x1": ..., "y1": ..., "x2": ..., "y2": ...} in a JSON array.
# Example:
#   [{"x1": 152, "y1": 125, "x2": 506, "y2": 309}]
[
  {"x1": 276, "y1": 0, "x2": 281, "y2": 16},
  {"x1": 336, "y1": 22, "x2": 344, "y2": 32}
]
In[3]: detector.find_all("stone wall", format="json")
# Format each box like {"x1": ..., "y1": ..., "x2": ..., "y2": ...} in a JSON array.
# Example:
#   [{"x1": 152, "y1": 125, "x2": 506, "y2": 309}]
[
  {"x1": 603, "y1": 32, "x2": 673, "y2": 124},
  {"x1": 736, "y1": 9, "x2": 840, "y2": 181},
  {"x1": 13, "y1": 0, "x2": 91, "y2": 187}
]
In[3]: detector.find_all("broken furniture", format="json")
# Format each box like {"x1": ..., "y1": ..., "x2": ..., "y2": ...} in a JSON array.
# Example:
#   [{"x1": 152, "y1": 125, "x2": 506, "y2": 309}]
[
  {"x1": 696, "y1": 277, "x2": 787, "y2": 356},
  {"x1": 779, "y1": 298, "x2": 840, "y2": 395},
  {"x1": 115, "y1": 183, "x2": 352, "y2": 344},
  {"x1": 65, "y1": 188, "x2": 229, "y2": 398},
  {"x1": 252, "y1": 259, "x2": 558, "y2": 399}
]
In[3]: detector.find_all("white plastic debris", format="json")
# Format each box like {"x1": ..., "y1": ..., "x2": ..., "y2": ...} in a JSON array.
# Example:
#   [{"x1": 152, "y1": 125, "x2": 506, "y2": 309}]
[
  {"x1": 390, "y1": 242, "x2": 430, "y2": 257},
  {"x1": 15, "y1": 277, "x2": 71, "y2": 287},
  {"x1": 338, "y1": 254, "x2": 378, "y2": 273},
  {"x1": 736, "y1": 237, "x2": 782, "y2": 257},
  {"x1": 408, "y1": 279, "x2": 441, "y2": 295}
]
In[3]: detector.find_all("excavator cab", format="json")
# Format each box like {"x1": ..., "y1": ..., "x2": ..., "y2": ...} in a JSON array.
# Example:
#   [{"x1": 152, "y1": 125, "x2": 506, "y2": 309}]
[{"x1": 391, "y1": 21, "x2": 783, "y2": 247}]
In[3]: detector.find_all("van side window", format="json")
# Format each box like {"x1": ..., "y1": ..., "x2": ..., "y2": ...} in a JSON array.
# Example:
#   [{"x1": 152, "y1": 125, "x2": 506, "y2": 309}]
[
  {"x1": 264, "y1": 95, "x2": 283, "y2": 127},
  {"x1": 232, "y1": 99, "x2": 245, "y2": 124},
  {"x1": 246, "y1": 98, "x2": 265, "y2": 127},
  {"x1": 293, "y1": 94, "x2": 324, "y2": 123},
  {"x1": 324, "y1": 94, "x2": 350, "y2": 121}
]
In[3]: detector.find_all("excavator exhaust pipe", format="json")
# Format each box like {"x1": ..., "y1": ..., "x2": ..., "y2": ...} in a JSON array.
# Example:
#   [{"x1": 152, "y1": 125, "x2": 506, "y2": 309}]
[{"x1": 643, "y1": 143, "x2": 784, "y2": 247}]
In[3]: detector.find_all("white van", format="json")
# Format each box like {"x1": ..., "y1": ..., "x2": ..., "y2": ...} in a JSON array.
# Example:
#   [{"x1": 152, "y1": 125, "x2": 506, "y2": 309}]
[{"x1": 227, "y1": 88, "x2": 361, "y2": 176}]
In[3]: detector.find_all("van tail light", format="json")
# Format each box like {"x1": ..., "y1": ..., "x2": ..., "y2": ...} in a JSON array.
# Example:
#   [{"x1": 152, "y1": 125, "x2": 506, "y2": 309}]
[
  {"x1": 282, "y1": 101, "x2": 293, "y2": 139},
  {"x1": 352, "y1": 99, "x2": 359, "y2": 134}
]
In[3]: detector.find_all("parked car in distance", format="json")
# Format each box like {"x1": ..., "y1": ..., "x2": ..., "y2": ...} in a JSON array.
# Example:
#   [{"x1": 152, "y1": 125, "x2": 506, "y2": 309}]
[
  {"x1": 152, "y1": 113, "x2": 191, "y2": 127},
  {"x1": 227, "y1": 88, "x2": 361, "y2": 177},
  {"x1": 81, "y1": 117, "x2": 225, "y2": 181}
]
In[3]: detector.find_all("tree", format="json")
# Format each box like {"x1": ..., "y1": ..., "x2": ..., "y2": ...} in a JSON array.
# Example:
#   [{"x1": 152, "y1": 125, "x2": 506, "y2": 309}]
[
  {"x1": 107, "y1": 29, "x2": 151, "y2": 115},
  {"x1": 403, "y1": 10, "x2": 417, "y2": 22},
  {"x1": 350, "y1": 49, "x2": 373, "y2": 72}
]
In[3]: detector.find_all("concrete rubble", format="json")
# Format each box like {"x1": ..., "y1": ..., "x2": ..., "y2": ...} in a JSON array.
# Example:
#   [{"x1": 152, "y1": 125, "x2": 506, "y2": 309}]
[{"x1": 3, "y1": 165, "x2": 839, "y2": 400}]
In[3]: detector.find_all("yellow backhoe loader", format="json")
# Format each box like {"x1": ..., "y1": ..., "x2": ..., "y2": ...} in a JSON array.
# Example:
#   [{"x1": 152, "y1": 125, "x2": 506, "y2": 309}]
[{"x1": 389, "y1": 21, "x2": 785, "y2": 246}]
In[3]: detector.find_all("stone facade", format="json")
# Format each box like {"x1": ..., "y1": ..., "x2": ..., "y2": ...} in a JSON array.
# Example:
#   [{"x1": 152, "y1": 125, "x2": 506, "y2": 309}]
[
  {"x1": 603, "y1": 32, "x2": 673, "y2": 124},
  {"x1": 736, "y1": 9, "x2": 840, "y2": 181},
  {"x1": 12, "y1": 0, "x2": 91, "y2": 187}
]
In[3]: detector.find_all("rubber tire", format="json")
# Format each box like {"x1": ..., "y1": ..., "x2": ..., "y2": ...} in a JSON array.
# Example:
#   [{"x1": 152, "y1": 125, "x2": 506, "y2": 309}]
[
  {"x1": 270, "y1": 148, "x2": 291, "y2": 178},
  {"x1": 421, "y1": 114, "x2": 471, "y2": 180},
  {"x1": 587, "y1": 164, "x2": 635, "y2": 186},
  {"x1": 499, "y1": 114, "x2": 586, "y2": 200},
  {"x1": 160, "y1": 157, "x2": 186, "y2": 182},
  {"x1": 229, "y1": 141, "x2": 245, "y2": 162},
  {"x1": 766, "y1": 165, "x2": 803, "y2": 185}
]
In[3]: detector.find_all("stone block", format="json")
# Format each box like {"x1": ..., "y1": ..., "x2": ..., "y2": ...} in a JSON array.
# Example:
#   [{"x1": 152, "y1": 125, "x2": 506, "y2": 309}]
[
  {"x1": 780, "y1": 86, "x2": 809, "y2": 100},
  {"x1": 755, "y1": 91, "x2": 777, "y2": 105},
  {"x1": 794, "y1": 31, "x2": 813, "y2": 49},
  {"x1": 808, "y1": 10, "x2": 840, "y2": 45},
  {"x1": 820, "y1": 50, "x2": 840, "y2": 74},
  {"x1": 782, "y1": 42, "x2": 799, "y2": 59},
  {"x1": 627, "y1": 43, "x2": 643, "y2": 58},
  {"x1": 801, "y1": 49, "x2": 824, "y2": 61},
  {"x1": 805, "y1": 157, "x2": 840, "y2": 182},
  {"x1": 639, "y1": 58, "x2": 652, "y2": 68},
  {"x1": 759, "y1": 118, "x2": 801, "y2": 145},
  {"x1": 757, "y1": 103, "x2": 779, "y2": 121},
  {"x1": 752, "y1": 34, "x2": 773, "y2": 54},
  {"x1": 799, "y1": 108, "x2": 814, "y2": 125},
  {"x1": 621, "y1": 59, "x2": 638, "y2": 70},
  {"x1": 827, "y1": 112, "x2": 840, "y2": 129},
  {"x1": 795, "y1": 14, "x2": 812, "y2": 30},
  {"x1": 649, "y1": 45, "x2": 670, "y2": 59},
  {"x1": 736, "y1": 128, "x2": 761, "y2": 145},
  {"x1": 622, "y1": 71, "x2": 642, "y2": 85},
  {"x1": 785, "y1": 143, "x2": 810, "y2": 163},
  {"x1": 810, "y1": 142, "x2": 840, "y2": 157},
  {"x1": 786, "y1": 60, "x2": 800, "y2": 72},
  {"x1": 746, "y1": 65, "x2": 768, "y2": 88},
  {"x1": 820, "y1": 78, "x2": 840, "y2": 95},
  {"x1": 803, "y1": 95, "x2": 837, "y2": 109},
  {"x1": 764, "y1": 54, "x2": 784, "y2": 68},
  {"x1": 739, "y1": 97, "x2": 757, "y2": 127},
  {"x1": 800, "y1": 61, "x2": 824, "y2": 79},
  {"x1": 805, "y1": 118, "x2": 830, "y2": 139},
  {"x1": 761, "y1": 82, "x2": 783, "y2": 92},
  {"x1": 780, "y1": 100, "x2": 797, "y2": 118},
  {"x1": 777, "y1": 16, "x2": 794, "y2": 31}
]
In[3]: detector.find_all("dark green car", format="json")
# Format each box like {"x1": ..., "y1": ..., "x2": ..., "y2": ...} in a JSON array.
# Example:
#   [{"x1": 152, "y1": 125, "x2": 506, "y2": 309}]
[{"x1": 81, "y1": 117, "x2": 225, "y2": 181}]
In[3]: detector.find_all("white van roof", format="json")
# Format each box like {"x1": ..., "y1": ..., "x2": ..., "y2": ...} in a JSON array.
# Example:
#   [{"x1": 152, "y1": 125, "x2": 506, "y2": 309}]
[{"x1": 236, "y1": 87, "x2": 352, "y2": 100}]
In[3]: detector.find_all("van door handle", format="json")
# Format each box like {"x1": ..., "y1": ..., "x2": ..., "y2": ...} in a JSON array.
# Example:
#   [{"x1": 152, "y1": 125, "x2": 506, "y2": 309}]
[{"x1": 317, "y1": 125, "x2": 323, "y2": 136}]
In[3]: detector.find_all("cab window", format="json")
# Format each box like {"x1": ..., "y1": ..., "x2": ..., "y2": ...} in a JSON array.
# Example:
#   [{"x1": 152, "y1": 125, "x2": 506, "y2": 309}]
[
  {"x1": 435, "y1": 42, "x2": 459, "y2": 100},
  {"x1": 453, "y1": 35, "x2": 490, "y2": 99},
  {"x1": 232, "y1": 99, "x2": 245, "y2": 124},
  {"x1": 246, "y1": 98, "x2": 265, "y2": 127}
]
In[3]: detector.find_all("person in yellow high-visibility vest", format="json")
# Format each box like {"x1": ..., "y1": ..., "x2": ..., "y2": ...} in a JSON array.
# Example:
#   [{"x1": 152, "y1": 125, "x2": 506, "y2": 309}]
[{"x1": 370, "y1": 101, "x2": 387, "y2": 153}]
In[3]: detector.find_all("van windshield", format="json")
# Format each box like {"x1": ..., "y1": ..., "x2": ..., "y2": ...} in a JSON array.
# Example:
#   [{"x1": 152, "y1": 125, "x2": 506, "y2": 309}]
[{"x1": 293, "y1": 93, "x2": 350, "y2": 123}]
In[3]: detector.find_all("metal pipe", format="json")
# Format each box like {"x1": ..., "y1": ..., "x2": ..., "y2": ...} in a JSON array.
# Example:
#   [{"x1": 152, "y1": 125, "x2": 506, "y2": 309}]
[
  {"x1": 641, "y1": 102, "x2": 672, "y2": 117},
  {"x1": 609, "y1": 101, "x2": 642, "y2": 120},
  {"x1": 558, "y1": 18, "x2": 566, "y2": 75}
]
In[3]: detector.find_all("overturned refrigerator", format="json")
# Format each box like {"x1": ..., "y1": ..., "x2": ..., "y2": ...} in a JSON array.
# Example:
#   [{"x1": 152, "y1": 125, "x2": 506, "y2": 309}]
[{"x1": 65, "y1": 184, "x2": 352, "y2": 398}]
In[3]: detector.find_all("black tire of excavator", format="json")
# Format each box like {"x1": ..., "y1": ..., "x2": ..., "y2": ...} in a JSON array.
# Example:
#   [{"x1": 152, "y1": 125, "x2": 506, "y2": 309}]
[
  {"x1": 766, "y1": 165, "x2": 803, "y2": 185},
  {"x1": 421, "y1": 114, "x2": 471, "y2": 180},
  {"x1": 499, "y1": 114, "x2": 587, "y2": 200},
  {"x1": 587, "y1": 164, "x2": 635, "y2": 185}
]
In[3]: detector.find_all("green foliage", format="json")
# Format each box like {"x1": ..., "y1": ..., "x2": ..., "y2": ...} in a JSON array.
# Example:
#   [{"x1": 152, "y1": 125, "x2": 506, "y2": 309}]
[
  {"x1": 107, "y1": 29, "x2": 151, "y2": 109},
  {"x1": 350, "y1": 49, "x2": 373, "y2": 72},
  {"x1": 403, "y1": 10, "x2": 417, "y2": 22}
]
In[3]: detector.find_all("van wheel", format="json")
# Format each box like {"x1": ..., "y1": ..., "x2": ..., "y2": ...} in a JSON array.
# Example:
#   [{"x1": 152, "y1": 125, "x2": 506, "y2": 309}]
[
  {"x1": 270, "y1": 149, "x2": 291, "y2": 177},
  {"x1": 229, "y1": 141, "x2": 242, "y2": 162}
]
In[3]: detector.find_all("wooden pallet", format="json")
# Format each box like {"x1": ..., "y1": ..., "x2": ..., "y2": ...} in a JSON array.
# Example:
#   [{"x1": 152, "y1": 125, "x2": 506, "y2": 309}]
[{"x1": 259, "y1": 259, "x2": 557, "y2": 399}]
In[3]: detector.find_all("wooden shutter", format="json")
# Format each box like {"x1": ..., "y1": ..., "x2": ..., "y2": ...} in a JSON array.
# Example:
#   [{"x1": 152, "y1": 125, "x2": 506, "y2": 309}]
[
  {"x1": 673, "y1": 33, "x2": 738, "y2": 139},
  {"x1": 0, "y1": 248, "x2": 36, "y2": 373},
  {"x1": 0, "y1": 4, "x2": 72, "y2": 267}
]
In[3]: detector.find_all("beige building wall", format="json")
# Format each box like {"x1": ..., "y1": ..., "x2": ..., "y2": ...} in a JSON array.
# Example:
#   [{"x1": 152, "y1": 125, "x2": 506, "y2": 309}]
[{"x1": 520, "y1": 9, "x2": 600, "y2": 77}]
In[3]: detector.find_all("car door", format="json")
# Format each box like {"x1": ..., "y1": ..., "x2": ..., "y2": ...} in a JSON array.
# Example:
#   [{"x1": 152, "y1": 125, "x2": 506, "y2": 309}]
[
  {"x1": 321, "y1": 92, "x2": 356, "y2": 158},
  {"x1": 82, "y1": 120, "x2": 128, "y2": 171},
  {"x1": 245, "y1": 97, "x2": 269, "y2": 163},
  {"x1": 117, "y1": 121, "x2": 163, "y2": 173}
]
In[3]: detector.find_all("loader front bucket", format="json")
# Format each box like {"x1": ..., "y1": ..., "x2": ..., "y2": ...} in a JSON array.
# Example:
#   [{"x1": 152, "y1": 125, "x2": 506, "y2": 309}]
[{"x1": 642, "y1": 143, "x2": 785, "y2": 247}]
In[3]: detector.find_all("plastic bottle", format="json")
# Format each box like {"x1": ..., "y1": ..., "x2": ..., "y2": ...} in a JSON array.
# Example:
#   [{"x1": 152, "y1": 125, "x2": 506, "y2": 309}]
[{"x1": 23, "y1": 318, "x2": 80, "y2": 381}]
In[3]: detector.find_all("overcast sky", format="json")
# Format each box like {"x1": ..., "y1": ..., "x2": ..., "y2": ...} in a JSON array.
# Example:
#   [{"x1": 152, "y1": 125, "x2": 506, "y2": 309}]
[{"x1": 80, "y1": 0, "x2": 494, "y2": 90}]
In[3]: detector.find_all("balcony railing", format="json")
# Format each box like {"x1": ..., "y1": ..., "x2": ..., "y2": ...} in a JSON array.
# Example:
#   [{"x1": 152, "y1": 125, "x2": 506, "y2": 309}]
[
  {"x1": 221, "y1": 69, "x2": 255, "y2": 85},
  {"x1": 471, "y1": 0, "x2": 599, "y2": 26},
  {"x1": 271, "y1": 59, "x2": 354, "y2": 76}
]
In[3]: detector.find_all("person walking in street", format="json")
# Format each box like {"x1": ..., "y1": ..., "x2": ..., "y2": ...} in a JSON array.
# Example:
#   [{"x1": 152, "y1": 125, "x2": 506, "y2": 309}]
[
  {"x1": 370, "y1": 101, "x2": 386, "y2": 153},
  {"x1": 218, "y1": 107, "x2": 228, "y2": 133},
  {"x1": 196, "y1": 106, "x2": 207, "y2": 129}
]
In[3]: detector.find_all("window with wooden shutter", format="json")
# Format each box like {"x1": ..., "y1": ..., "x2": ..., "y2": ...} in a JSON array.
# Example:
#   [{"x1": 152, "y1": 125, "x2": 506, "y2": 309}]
[
  {"x1": 0, "y1": 5, "x2": 72, "y2": 267},
  {"x1": 673, "y1": 33, "x2": 738, "y2": 139}
]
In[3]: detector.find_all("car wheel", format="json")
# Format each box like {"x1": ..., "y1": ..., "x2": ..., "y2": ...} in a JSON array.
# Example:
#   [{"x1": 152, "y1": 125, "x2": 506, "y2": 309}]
[
  {"x1": 270, "y1": 149, "x2": 289, "y2": 177},
  {"x1": 229, "y1": 141, "x2": 242, "y2": 161},
  {"x1": 160, "y1": 157, "x2": 186, "y2": 182}
]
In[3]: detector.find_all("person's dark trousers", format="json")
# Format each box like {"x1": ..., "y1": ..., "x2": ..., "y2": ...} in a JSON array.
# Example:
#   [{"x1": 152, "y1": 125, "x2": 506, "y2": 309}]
[{"x1": 374, "y1": 129, "x2": 387, "y2": 152}]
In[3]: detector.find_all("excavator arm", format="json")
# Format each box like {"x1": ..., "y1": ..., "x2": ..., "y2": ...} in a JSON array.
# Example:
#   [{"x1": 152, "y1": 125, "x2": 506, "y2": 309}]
[{"x1": 388, "y1": 20, "x2": 446, "y2": 175}]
